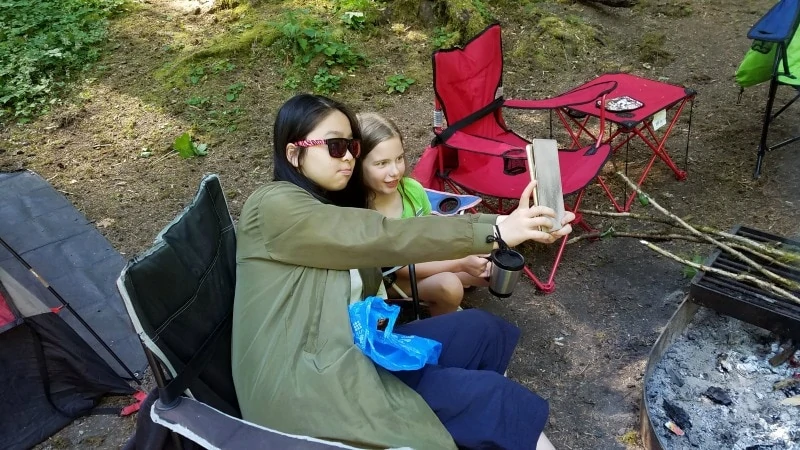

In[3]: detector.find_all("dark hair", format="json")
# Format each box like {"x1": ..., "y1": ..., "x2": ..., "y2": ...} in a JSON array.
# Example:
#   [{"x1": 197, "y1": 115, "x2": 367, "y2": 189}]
[{"x1": 272, "y1": 93, "x2": 367, "y2": 208}]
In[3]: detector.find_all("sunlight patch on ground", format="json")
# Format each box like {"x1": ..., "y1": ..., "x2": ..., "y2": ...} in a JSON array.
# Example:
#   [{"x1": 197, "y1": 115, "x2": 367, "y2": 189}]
[{"x1": 157, "y1": 0, "x2": 214, "y2": 14}]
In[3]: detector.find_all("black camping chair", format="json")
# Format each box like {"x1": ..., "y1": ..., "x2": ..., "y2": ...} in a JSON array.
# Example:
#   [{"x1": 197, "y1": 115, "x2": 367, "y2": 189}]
[{"x1": 117, "y1": 174, "x2": 360, "y2": 450}]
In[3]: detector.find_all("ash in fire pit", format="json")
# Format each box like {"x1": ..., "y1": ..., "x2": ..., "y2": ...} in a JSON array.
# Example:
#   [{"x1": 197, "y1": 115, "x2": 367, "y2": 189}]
[{"x1": 646, "y1": 307, "x2": 800, "y2": 449}]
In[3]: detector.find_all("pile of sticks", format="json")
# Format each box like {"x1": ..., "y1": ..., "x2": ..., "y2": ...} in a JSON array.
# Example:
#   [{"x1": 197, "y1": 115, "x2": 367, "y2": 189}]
[{"x1": 568, "y1": 172, "x2": 800, "y2": 304}]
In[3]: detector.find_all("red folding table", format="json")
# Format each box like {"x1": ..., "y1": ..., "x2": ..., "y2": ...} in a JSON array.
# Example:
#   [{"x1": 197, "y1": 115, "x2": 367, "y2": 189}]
[{"x1": 555, "y1": 73, "x2": 696, "y2": 212}]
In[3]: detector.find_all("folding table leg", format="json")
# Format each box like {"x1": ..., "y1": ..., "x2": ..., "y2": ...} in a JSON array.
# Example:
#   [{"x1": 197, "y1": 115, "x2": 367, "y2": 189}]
[
  {"x1": 636, "y1": 108, "x2": 689, "y2": 180},
  {"x1": 623, "y1": 151, "x2": 661, "y2": 211},
  {"x1": 606, "y1": 110, "x2": 692, "y2": 211}
]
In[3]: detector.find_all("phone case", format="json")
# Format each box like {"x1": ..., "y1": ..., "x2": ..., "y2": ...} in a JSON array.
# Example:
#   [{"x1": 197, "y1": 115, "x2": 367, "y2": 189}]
[{"x1": 526, "y1": 140, "x2": 565, "y2": 232}]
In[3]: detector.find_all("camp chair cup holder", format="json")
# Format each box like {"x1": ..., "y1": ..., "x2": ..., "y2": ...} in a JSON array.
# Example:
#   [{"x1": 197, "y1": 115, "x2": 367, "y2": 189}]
[
  {"x1": 501, "y1": 149, "x2": 527, "y2": 176},
  {"x1": 435, "y1": 196, "x2": 461, "y2": 214}
]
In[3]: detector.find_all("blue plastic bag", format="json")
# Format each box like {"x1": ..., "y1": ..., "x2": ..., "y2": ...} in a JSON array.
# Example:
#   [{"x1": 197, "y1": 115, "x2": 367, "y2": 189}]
[{"x1": 349, "y1": 296, "x2": 442, "y2": 371}]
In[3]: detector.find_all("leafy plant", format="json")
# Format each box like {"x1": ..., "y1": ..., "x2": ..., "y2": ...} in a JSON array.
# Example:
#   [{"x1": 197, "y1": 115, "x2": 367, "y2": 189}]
[
  {"x1": 189, "y1": 66, "x2": 206, "y2": 85},
  {"x1": 0, "y1": 0, "x2": 124, "y2": 121},
  {"x1": 226, "y1": 82, "x2": 245, "y2": 102},
  {"x1": 385, "y1": 74, "x2": 415, "y2": 94},
  {"x1": 283, "y1": 76, "x2": 300, "y2": 90},
  {"x1": 312, "y1": 68, "x2": 341, "y2": 95},
  {"x1": 600, "y1": 226, "x2": 615, "y2": 239},
  {"x1": 470, "y1": 0, "x2": 494, "y2": 22},
  {"x1": 682, "y1": 254, "x2": 705, "y2": 278},
  {"x1": 431, "y1": 27, "x2": 460, "y2": 50},
  {"x1": 186, "y1": 96, "x2": 210, "y2": 107},
  {"x1": 210, "y1": 59, "x2": 236, "y2": 74},
  {"x1": 341, "y1": 11, "x2": 365, "y2": 31},
  {"x1": 278, "y1": 17, "x2": 364, "y2": 69},
  {"x1": 173, "y1": 132, "x2": 208, "y2": 158},
  {"x1": 272, "y1": 11, "x2": 366, "y2": 87}
]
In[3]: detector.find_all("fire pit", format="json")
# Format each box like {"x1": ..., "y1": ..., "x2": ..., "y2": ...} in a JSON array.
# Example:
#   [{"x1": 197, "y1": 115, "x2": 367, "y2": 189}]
[{"x1": 641, "y1": 226, "x2": 800, "y2": 449}]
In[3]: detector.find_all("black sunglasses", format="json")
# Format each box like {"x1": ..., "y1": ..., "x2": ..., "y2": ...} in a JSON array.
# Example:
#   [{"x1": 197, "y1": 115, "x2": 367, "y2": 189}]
[{"x1": 292, "y1": 138, "x2": 361, "y2": 159}]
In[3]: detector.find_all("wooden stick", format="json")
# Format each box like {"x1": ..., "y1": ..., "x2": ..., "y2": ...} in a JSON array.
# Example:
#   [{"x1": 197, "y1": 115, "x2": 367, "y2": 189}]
[
  {"x1": 567, "y1": 230, "x2": 702, "y2": 245},
  {"x1": 727, "y1": 242, "x2": 799, "y2": 272},
  {"x1": 617, "y1": 172, "x2": 800, "y2": 292},
  {"x1": 580, "y1": 209, "x2": 676, "y2": 226},
  {"x1": 696, "y1": 225, "x2": 800, "y2": 264},
  {"x1": 569, "y1": 230, "x2": 797, "y2": 271},
  {"x1": 583, "y1": 210, "x2": 800, "y2": 263},
  {"x1": 582, "y1": 210, "x2": 800, "y2": 265},
  {"x1": 640, "y1": 240, "x2": 800, "y2": 304}
]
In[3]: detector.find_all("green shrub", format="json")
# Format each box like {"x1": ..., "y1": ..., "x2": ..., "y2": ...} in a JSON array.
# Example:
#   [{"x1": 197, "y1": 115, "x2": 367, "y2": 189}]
[
  {"x1": 270, "y1": 10, "x2": 367, "y2": 92},
  {"x1": 0, "y1": 0, "x2": 124, "y2": 121},
  {"x1": 432, "y1": 27, "x2": 460, "y2": 50},
  {"x1": 273, "y1": 12, "x2": 365, "y2": 71},
  {"x1": 385, "y1": 74, "x2": 415, "y2": 94},
  {"x1": 312, "y1": 68, "x2": 342, "y2": 95}
]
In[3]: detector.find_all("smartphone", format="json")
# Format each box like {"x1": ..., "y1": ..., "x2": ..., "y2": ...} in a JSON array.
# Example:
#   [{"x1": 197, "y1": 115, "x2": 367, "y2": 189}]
[{"x1": 526, "y1": 140, "x2": 566, "y2": 232}]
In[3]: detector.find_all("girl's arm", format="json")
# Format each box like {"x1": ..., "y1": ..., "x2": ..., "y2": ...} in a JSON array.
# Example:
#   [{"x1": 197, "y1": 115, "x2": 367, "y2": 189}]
[
  {"x1": 247, "y1": 183, "x2": 497, "y2": 271},
  {"x1": 394, "y1": 260, "x2": 463, "y2": 279}
]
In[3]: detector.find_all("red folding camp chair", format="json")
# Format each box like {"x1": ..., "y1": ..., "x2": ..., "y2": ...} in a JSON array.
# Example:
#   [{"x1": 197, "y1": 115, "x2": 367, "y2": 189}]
[{"x1": 411, "y1": 23, "x2": 617, "y2": 293}]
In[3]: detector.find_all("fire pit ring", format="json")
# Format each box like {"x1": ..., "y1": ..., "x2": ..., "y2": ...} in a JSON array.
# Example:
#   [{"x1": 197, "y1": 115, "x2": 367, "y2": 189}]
[
  {"x1": 640, "y1": 297, "x2": 699, "y2": 450},
  {"x1": 641, "y1": 225, "x2": 800, "y2": 449}
]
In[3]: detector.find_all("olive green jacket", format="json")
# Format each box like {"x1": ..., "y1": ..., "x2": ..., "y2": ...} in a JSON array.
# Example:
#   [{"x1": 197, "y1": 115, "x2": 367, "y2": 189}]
[{"x1": 232, "y1": 181, "x2": 497, "y2": 449}]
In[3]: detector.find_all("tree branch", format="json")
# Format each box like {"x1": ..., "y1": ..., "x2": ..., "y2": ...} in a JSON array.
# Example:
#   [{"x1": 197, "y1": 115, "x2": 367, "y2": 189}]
[
  {"x1": 640, "y1": 240, "x2": 800, "y2": 305},
  {"x1": 581, "y1": 209, "x2": 800, "y2": 266},
  {"x1": 580, "y1": 209, "x2": 676, "y2": 226},
  {"x1": 695, "y1": 225, "x2": 800, "y2": 264},
  {"x1": 616, "y1": 172, "x2": 800, "y2": 292},
  {"x1": 567, "y1": 230, "x2": 701, "y2": 245}
]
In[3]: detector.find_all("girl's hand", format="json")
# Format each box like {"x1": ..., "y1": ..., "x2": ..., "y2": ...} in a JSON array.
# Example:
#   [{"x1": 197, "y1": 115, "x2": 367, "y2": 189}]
[
  {"x1": 460, "y1": 255, "x2": 491, "y2": 278},
  {"x1": 496, "y1": 181, "x2": 574, "y2": 247}
]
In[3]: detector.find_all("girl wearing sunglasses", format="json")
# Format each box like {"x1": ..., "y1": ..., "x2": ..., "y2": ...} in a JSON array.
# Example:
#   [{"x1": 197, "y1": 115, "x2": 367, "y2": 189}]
[
  {"x1": 233, "y1": 93, "x2": 568, "y2": 450},
  {"x1": 355, "y1": 112, "x2": 493, "y2": 317}
]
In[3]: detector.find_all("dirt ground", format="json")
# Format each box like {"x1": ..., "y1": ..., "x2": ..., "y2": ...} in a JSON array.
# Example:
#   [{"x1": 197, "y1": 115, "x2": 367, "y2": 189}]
[{"x1": 4, "y1": 0, "x2": 800, "y2": 448}]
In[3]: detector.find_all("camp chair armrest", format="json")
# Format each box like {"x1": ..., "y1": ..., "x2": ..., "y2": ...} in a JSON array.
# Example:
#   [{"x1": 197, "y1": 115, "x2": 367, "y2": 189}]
[
  {"x1": 150, "y1": 397, "x2": 367, "y2": 450},
  {"x1": 503, "y1": 80, "x2": 617, "y2": 110},
  {"x1": 440, "y1": 131, "x2": 521, "y2": 155}
]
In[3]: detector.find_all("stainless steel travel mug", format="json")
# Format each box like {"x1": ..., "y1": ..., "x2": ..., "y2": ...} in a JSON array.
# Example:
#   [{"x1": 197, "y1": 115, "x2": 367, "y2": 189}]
[{"x1": 488, "y1": 248, "x2": 525, "y2": 298}]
